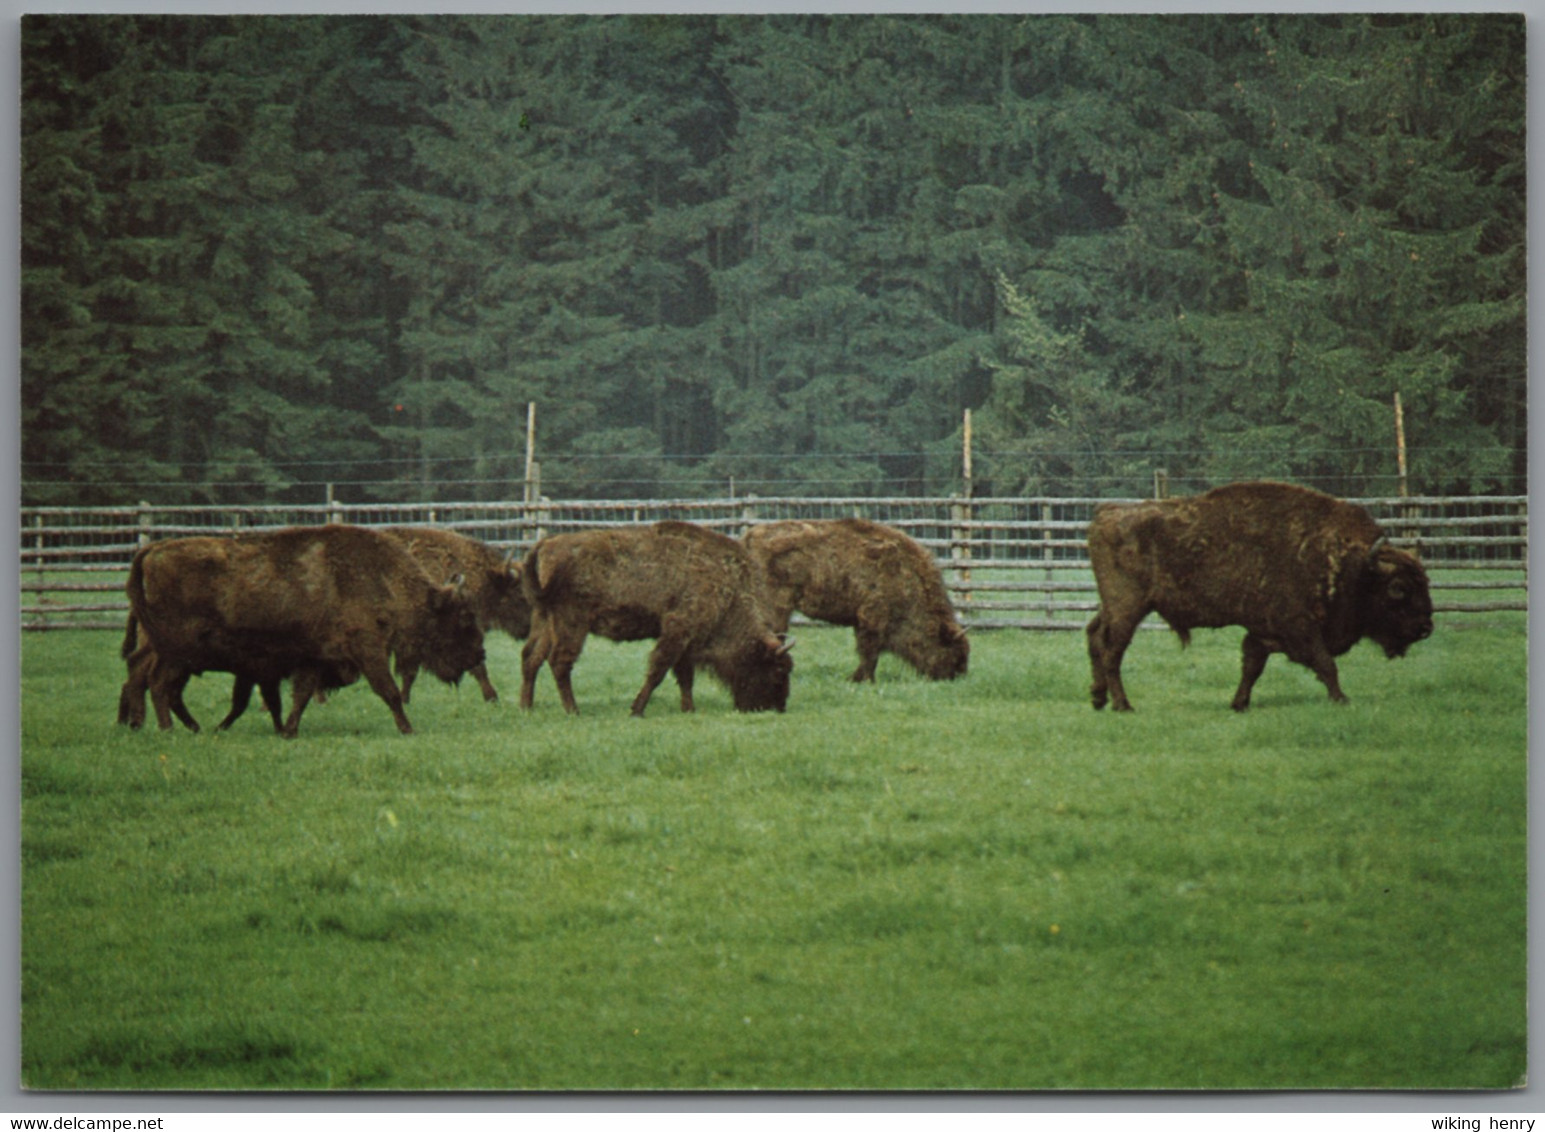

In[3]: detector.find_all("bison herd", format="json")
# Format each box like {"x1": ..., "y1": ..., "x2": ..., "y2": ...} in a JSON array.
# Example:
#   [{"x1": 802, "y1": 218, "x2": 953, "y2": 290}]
[{"x1": 115, "y1": 482, "x2": 1434, "y2": 738}]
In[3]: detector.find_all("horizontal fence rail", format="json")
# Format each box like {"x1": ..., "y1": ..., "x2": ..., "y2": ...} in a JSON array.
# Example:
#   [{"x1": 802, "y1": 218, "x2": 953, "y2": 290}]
[{"x1": 19, "y1": 494, "x2": 1528, "y2": 632}]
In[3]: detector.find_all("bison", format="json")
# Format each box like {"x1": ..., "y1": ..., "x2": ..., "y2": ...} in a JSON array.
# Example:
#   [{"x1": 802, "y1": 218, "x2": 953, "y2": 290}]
[
  {"x1": 742, "y1": 518, "x2": 968, "y2": 682},
  {"x1": 123, "y1": 524, "x2": 486, "y2": 737},
  {"x1": 384, "y1": 526, "x2": 530, "y2": 702},
  {"x1": 518, "y1": 520, "x2": 794, "y2": 716},
  {"x1": 118, "y1": 525, "x2": 528, "y2": 729},
  {"x1": 1085, "y1": 481, "x2": 1433, "y2": 712}
]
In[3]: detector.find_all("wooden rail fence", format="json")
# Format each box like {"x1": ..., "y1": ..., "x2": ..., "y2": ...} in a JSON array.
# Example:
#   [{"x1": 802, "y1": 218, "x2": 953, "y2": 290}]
[{"x1": 19, "y1": 494, "x2": 1528, "y2": 632}]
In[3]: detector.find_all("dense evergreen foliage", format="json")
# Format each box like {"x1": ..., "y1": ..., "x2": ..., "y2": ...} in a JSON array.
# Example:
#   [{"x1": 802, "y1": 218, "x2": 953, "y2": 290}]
[{"x1": 21, "y1": 13, "x2": 1525, "y2": 504}]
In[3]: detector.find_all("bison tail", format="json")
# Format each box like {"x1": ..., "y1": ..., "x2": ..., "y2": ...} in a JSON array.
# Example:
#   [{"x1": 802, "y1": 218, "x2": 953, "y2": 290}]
[
  {"x1": 123, "y1": 547, "x2": 151, "y2": 656},
  {"x1": 519, "y1": 546, "x2": 547, "y2": 608}
]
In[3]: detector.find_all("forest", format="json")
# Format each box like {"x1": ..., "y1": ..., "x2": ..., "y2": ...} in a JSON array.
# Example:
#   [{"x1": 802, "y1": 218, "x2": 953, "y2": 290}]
[{"x1": 20, "y1": 13, "x2": 1526, "y2": 505}]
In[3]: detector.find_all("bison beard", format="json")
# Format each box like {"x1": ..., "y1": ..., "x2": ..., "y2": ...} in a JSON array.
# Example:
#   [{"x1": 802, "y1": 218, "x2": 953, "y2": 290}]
[
  {"x1": 518, "y1": 521, "x2": 794, "y2": 716},
  {"x1": 1085, "y1": 482, "x2": 1434, "y2": 711},
  {"x1": 123, "y1": 525, "x2": 486, "y2": 737},
  {"x1": 742, "y1": 518, "x2": 969, "y2": 683}
]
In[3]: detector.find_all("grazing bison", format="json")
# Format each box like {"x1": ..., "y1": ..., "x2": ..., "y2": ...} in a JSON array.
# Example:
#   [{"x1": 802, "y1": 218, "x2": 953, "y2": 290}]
[
  {"x1": 1085, "y1": 481, "x2": 1433, "y2": 712},
  {"x1": 384, "y1": 527, "x2": 529, "y2": 702},
  {"x1": 124, "y1": 524, "x2": 486, "y2": 737},
  {"x1": 519, "y1": 520, "x2": 794, "y2": 716},
  {"x1": 743, "y1": 518, "x2": 968, "y2": 682}
]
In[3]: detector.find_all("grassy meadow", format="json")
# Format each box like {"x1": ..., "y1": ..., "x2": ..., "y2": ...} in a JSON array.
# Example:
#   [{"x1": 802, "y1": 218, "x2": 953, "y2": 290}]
[{"x1": 19, "y1": 611, "x2": 1528, "y2": 1091}]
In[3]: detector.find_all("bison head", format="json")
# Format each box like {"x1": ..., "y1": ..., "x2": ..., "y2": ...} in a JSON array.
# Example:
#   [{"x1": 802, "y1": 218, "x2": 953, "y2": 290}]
[
  {"x1": 1362, "y1": 543, "x2": 1434, "y2": 659},
  {"x1": 725, "y1": 633, "x2": 795, "y2": 713},
  {"x1": 484, "y1": 562, "x2": 534, "y2": 639},
  {"x1": 421, "y1": 575, "x2": 487, "y2": 683},
  {"x1": 929, "y1": 620, "x2": 971, "y2": 680},
  {"x1": 893, "y1": 615, "x2": 971, "y2": 681}
]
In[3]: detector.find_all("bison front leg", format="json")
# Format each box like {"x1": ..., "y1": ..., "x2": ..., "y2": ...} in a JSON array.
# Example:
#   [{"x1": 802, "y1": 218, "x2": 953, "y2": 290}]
[
  {"x1": 360, "y1": 654, "x2": 415, "y2": 735},
  {"x1": 672, "y1": 658, "x2": 696, "y2": 712},
  {"x1": 1292, "y1": 635, "x2": 1349, "y2": 706},
  {"x1": 257, "y1": 681, "x2": 285, "y2": 732},
  {"x1": 397, "y1": 660, "x2": 420, "y2": 705},
  {"x1": 469, "y1": 661, "x2": 500, "y2": 703},
  {"x1": 281, "y1": 670, "x2": 320, "y2": 739},
  {"x1": 1230, "y1": 633, "x2": 1273, "y2": 712}
]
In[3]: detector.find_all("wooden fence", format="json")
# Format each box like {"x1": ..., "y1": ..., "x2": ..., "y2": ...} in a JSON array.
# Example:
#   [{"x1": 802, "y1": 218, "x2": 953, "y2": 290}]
[{"x1": 19, "y1": 494, "x2": 1528, "y2": 632}]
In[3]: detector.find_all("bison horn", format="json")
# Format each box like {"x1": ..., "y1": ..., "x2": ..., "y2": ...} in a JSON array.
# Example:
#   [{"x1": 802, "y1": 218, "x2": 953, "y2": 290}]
[
  {"x1": 1370, "y1": 536, "x2": 1388, "y2": 554},
  {"x1": 766, "y1": 633, "x2": 795, "y2": 656}
]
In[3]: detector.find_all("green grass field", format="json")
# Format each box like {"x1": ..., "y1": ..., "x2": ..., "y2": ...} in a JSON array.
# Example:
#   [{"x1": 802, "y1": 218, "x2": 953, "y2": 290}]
[{"x1": 19, "y1": 613, "x2": 1527, "y2": 1091}]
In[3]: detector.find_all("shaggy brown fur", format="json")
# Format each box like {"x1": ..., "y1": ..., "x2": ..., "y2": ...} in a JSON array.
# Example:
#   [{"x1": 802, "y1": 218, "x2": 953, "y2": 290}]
[
  {"x1": 384, "y1": 527, "x2": 529, "y2": 702},
  {"x1": 519, "y1": 520, "x2": 793, "y2": 716},
  {"x1": 122, "y1": 525, "x2": 485, "y2": 737},
  {"x1": 119, "y1": 525, "x2": 528, "y2": 728},
  {"x1": 1086, "y1": 481, "x2": 1434, "y2": 712},
  {"x1": 743, "y1": 518, "x2": 968, "y2": 682}
]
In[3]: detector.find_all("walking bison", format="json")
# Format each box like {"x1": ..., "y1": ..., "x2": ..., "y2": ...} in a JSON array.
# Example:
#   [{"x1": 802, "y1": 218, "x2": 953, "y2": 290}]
[
  {"x1": 122, "y1": 524, "x2": 486, "y2": 737},
  {"x1": 1085, "y1": 481, "x2": 1433, "y2": 711},
  {"x1": 519, "y1": 520, "x2": 794, "y2": 716},
  {"x1": 117, "y1": 613, "x2": 303, "y2": 734},
  {"x1": 742, "y1": 518, "x2": 968, "y2": 682},
  {"x1": 384, "y1": 526, "x2": 529, "y2": 703}
]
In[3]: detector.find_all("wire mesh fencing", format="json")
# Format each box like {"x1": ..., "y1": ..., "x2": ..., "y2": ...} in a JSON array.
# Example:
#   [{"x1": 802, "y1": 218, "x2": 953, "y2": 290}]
[{"x1": 20, "y1": 493, "x2": 1527, "y2": 632}]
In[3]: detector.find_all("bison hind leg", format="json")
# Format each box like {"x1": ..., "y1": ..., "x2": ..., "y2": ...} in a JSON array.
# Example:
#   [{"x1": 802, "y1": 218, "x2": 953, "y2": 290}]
[
  {"x1": 1086, "y1": 614, "x2": 1109, "y2": 710},
  {"x1": 846, "y1": 618, "x2": 884, "y2": 683}
]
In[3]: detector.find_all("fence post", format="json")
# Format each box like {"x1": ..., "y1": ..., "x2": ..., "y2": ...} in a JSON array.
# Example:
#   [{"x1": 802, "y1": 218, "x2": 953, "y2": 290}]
[
  {"x1": 31, "y1": 515, "x2": 44, "y2": 620},
  {"x1": 137, "y1": 500, "x2": 152, "y2": 547},
  {"x1": 740, "y1": 493, "x2": 759, "y2": 538},
  {"x1": 1519, "y1": 499, "x2": 1528, "y2": 587},
  {"x1": 1042, "y1": 500, "x2": 1054, "y2": 623},
  {"x1": 952, "y1": 494, "x2": 972, "y2": 602}
]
